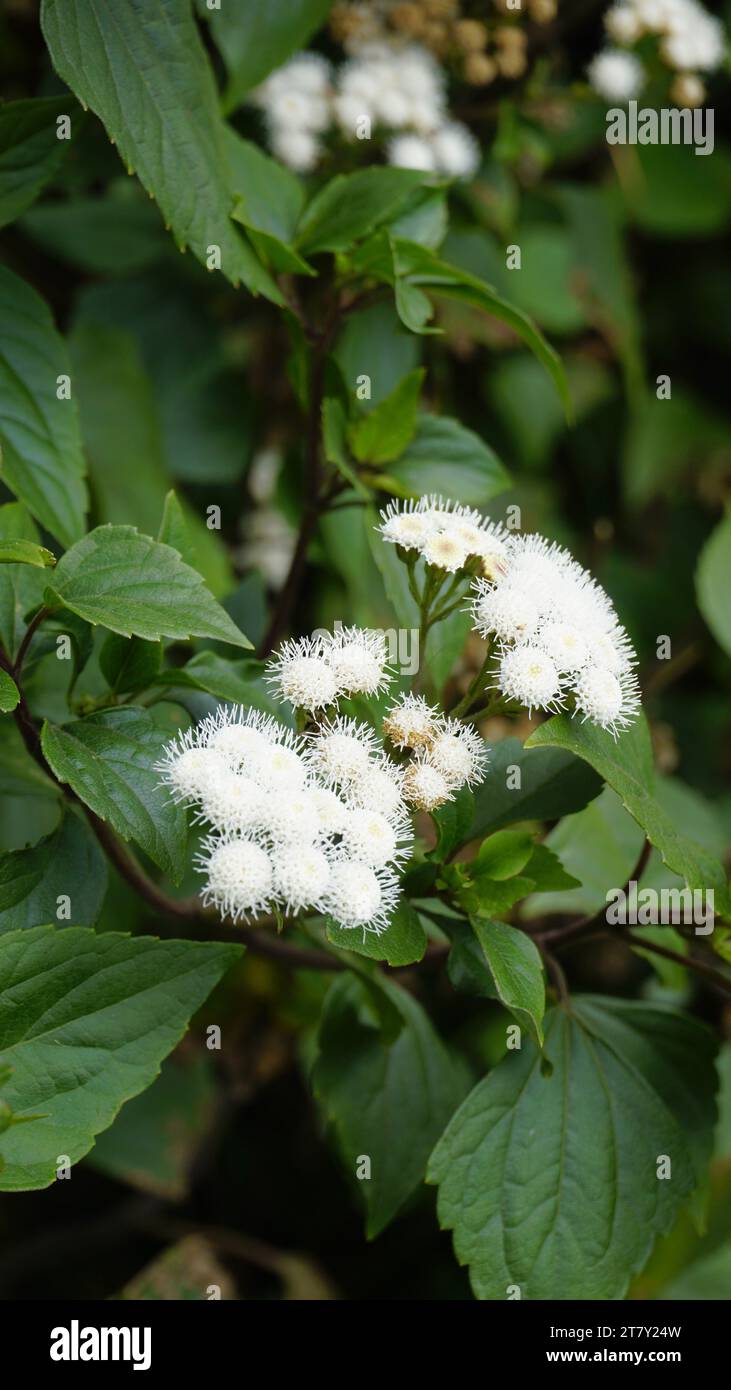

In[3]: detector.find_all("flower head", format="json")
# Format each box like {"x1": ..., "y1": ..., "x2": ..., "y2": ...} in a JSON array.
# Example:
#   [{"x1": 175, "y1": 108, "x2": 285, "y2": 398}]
[
  {"x1": 383, "y1": 693, "x2": 439, "y2": 750},
  {"x1": 305, "y1": 715, "x2": 380, "y2": 788},
  {"x1": 266, "y1": 635, "x2": 338, "y2": 712},
  {"x1": 402, "y1": 755, "x2": 454, "y2": 812},
  {"x1": 588, "y1": 48, "x2": 644, "y2": 100},
  {"x1": 322, "y1": 626, "x2": 391, "y2": 696},
  {"x1": 198, "y1": 835, "x2": 274, "y2": 924},
  {"x1": 377, "y1": 498, "x2": 437, "y2": 550},
  {"x1": 497, "y1": 644, "x2": 563, "y2": 714},
  {"x1": 428, "y1": 719, "x2": 488, "y2": 789},
  {"x1": 155, "y1": 729, "x2": 229, "y2": 806},
  {"x1": 271, "y1": 844, "x2": 332, "y2": 913},
  {"x1": 196, "y1": 771, "x2": 269, "y2": 836},
  {"x1": 340, "y1": 806, "x2": 413, "y2": 869},
  {"x1": 324, "y1": 859, "x2": 400, "y2": 935}
]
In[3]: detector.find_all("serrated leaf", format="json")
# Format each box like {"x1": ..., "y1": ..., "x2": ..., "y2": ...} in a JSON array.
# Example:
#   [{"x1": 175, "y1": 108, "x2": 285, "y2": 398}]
[
  {"x1": 296, "y1": 168, "x2": 427, "y2": 256},
  {"x1": 40, "y1": 0, "x2": 280, "y2": 299},
  {"x1": 349, "y1": 368, "x2": 425, "y2": 465},
  {"x1": 0, "y1": 265, "x2": 87, "y2": 548},
  {"x1": 0, "y1": 503, "x2": 48, "y2": 660},
  {"x1": 202, "y1": 0, "x2": 333, "y2": 110},
  {"x1": 152, "y1": 651, "x2": 282, "y2": 717},
  {"x1": 526, "y1": 714, "x2": 731, "y2": 919},
  {"x1": 0, "y1": 810, "x2": 107, "y2": 933},
  {"x1": 99, "y1": 633, "x2": 162, "y2": 695},
  {"x1": 0, "y1": 669, "x2": 19, "y2": 713},
  {"x1": 313, "y1": 971, "x2": 469, "y2": 1236},
  {"x1": 41, "y1": 708, "x2": 188, "y2": 882},
  {"x1": 428, "y1": 996, "x2": 718, "y2": 1299},
  {"x1": 46, "y1": 524, "x2": 251, "y2": 648},
  {"x1": 0, "y1": 95, "x2": 80, "y2": 229},
  {"x1": 0, "y1": 539, "x2": 56, "y2": 567},
  {"x1": 469, "y1": 917, "x2": 545, "y2": 1046},
  {"x1": 385, "y1": 414, "x2": 509, "y2": 508},
  {"x1": 325, "y1": 900, "x2": 427, "y2": 966},
  {"x1": 0, "y1": 925, "x2": 240, "y2": 1190}
]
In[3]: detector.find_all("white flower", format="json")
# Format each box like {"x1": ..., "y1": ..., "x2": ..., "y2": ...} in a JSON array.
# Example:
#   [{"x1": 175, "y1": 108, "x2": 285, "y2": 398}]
[
  {"x1": 377, "y1": 498, "x2": 437, "y2": 550},
  {"x1": 340, "y1": 806, "x2": 412, "y2": 869},
  {"x1": 422, "y1": 529, "x2": 470, "y2": 573},
  {"x1": 266, "y1": 636, "x2": 339, "y2": 711},
  {"x1": 588, "y1": 49, "x2": 644, "y2": 100},
  {"x1": 155, "y1": 733, "x2": 229, "y2": 806},
  {"x1": 198, "y1": 836, "x2": 273, "y2": 924},
  {"x1": 383, "y1": 693, "x2": 439, "y2": 750},
  {"x1": 497, "y1": 644, "x2": 563, "y2": 713},
  {"x1": 402, "y1": 756, "x2": 454, "y2": 812},
  {"x1": 573, "y1": 666, "x2": 641, "y2": 735},
  {"x1": 661, "y1": 13, "x2": 725, "y2": 71},
  {"x1": 309, "y1": 785, "x2": 350, "y2": 837},
  {"x1": 197, "y1": 771, "x2": 269, "y2": 836},
  {"x1": 271, "y1": 844, "x2": 332, "y2": 913},
  {"x1": 202, "y1": 706, "x2": 278, "y2": 768},
  {"x1": 305, "y1": 716, "x2": 379, "y2": 787},
  {"x1": 605, "y1": 4, "x2": 643, "y2": 44},
  {"x1": 427, "y1": 719, "x2": 488, "y2": 789},
  {"x1": 431, "y1": 122, "x2": 481, "y2": 179},
  {"x1": 322, "y1": 626, "x2": 391, "y2": 696},
  {"x1": 349, "y1": 757, "x2": 406, "y2": 817},
  {"x1": 268, "y1": 127, "x2": 322, "y2": 172},
  {"x1": 247, "y1": 733, "x2": 308, "y2": 793},
  {"x1": 262, "y1": 786, "x2": 321, "y2": 845},
  {"x1": 324, "y1": 859, "x2": 400, "y2": 935},
  {"x1": 536, "y1": 619, "x2": 590, "y2": 674},
  {"x1": 388, "y1": 133, "x2": 437, "y2": 172},
  {"x1": 470, "y1": 580, "x2": 541, "y2": 643}
]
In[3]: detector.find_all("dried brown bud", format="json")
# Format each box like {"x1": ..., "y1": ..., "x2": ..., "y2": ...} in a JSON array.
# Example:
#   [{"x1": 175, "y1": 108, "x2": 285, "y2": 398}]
[
  {"x1": 528, "y1": 0, "x2": 557, "y2": 22},
  {"x1": 453, "y1": 18, "x2": 488, "y2": 52},
  {"x1": 496, "y1": 48, "x2": 528, "y2": 78},
  {"x1": 390, "y1": 2, "x2": 427, "y2": 36},
  {"x1": 464, "y1": 52, "x2": 499, "y2": 85}
]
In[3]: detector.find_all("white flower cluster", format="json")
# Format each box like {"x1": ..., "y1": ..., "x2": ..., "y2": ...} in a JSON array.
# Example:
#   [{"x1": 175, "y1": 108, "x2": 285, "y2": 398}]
[
  {"x1": 469, "y1": 534, "x2": 641, "y2": 735},
  {"x1": 253, "y1": 42, "x2": 480, "y2": 178},
  {"x1": 589, "y1": 0, "x2": 726, "y2": 103},
  {"x1": 383, "y1": 694, "x2": 488, "y2": 811},
  {"x1": 265, "y1": 627, "x2": 391, "y2": 711},
  {"x1": 377, "y1": 496, "x2": 510, "y2": 579},
  {"x1": 157, "y1": 706, "x2": 411, "y2": 935}
]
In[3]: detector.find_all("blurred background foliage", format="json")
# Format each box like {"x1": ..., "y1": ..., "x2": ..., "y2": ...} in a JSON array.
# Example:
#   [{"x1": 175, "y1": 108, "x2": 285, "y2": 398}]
[{"x1": 1, "y1": 0, "x2": 730, "y2": 1300}]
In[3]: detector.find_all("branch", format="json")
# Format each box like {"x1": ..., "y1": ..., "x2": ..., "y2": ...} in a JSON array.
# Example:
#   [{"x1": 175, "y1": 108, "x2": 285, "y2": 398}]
[
  {"x1": 624, "y1": 931, "x2": 731, "y2": 999},
  {"x1": 535, "y1": 837, "x2": 653, "y2": 947}
]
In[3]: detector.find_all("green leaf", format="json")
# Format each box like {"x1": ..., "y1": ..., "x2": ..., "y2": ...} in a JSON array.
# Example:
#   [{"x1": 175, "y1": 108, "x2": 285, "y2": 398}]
[
  {"x1": 349, "y1": 368, "x2": 425, "y2": 465},
  {"x1": 697, "y1": 509, "x2": 731, "y2": 658},
  {"x1": 430, "y1": 786, "x2": 476, "y2": 862},
  {"x1": 157, "y1": 490, "x2": 233, "y2": 598},
  {"x1": 0, "y1": 504, "x2": 48, "y2": 659},
  {"x1": 469, "y1": 735, "x2": 603, "y2": 847},
  {"x1": 0, "y1": 810, "x2": 107, "y2": 933},
  {"x1": 41, "y1": 708, "x2": 188, "y2": 882},
  {"x1": 0, "y1": 669, "x2": 19, "y2": 713},
  {"x1": 325, "y1": 900, "x2": 428, "y2": 967},
  {"x1": 88, "y1": 1055, "x2": 215, "y2": 1200},
  {"x1": 0, "y1": 265, "x2": 88, "y2": 549},
  {"x1": 383, "y1": 415, "x2": 509, "y2": 508},
  {"x1": 40, "y1": 0, "x2": 280, "y2": 299},
  {"x1": 334, "y1": 300, "x2": 421, "y2": 407},
  {"x1": 474, "y1": 830, "x2": 535, "y2": 880},
  {"x1": 202, "y1": 0, "x2": 333, "y2": 110},
  {"x1": 313, "y1": 971, "x2": 468, "y2": 1236},
  {"x1": 224, "y1": 130, "x2": 304, "y2": 243},
  {"x1": 469, "y1": 918, "x2": 545, "y2": 1046},
  {"x1": 428, "y1": 996, "x2": 719, "y2": 1299},
  {"x1": 523, "y1": 842, "x2": 581, "y2": 893},
  {"x1": 152, "y1": 651, "x2": 282, "y2": 718},
  {"x1": 99, "y1": 633, "x2": 162, "y2": 695},
  {"x1": 0, "y1": 95, "x2": 79, "y2": 229},
  {"x1": 46, "y1": 525, "x2": 251, "y2": 648},
  {"x1": 0, "y1": 925, "x2": 240, "y2": 1189},
  {"x1": 0, "y1": 539, "x2": 55, "y2": 568},
  {"x1": 526, "y1": 714, "x2": 731, "y2": 919},
  {"x1": 22, "y1": 194, "x2": 168, "y2": 275},
  {"x1": 297, "y1": 168, "x2": 427, "y2": 256},
  {"x1": 322, "y1": 397, "x2": 370, "y2": 496}
]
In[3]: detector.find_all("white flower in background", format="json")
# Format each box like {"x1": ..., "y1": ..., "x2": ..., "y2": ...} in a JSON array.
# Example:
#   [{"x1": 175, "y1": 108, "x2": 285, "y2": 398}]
[
  {"x1": 266, "y1": 635, "x2": 339, "y2": 712},
  {"x1": 428, "y1": 719, "x2": 488, "y2": 789},
  {"x1": 588, "y1": 48, "x2": 644, "y2": 100},
  {"x1": 271, "y1": 844, "x2": 332, "y2": 913},
  {"x1": 198, "y1": 836, "x2": 274, "y2": 924},
  {"x1": 383, "y1": 692, "x2": 439, "y2": 750},
  {"x1": 305, "y1": 715, "x2": 381, "y2": 787},
  {"x1": 324, "y1": 859, "x2": 400, "y2": 935},
  {"x1": 238, "y1": 506, "x2": 297, "y2": 591},
  {"x1": 596, "y1": 0, "x2": 725, "y2": 86},
  {"x1": 387, "y1": 132, "x2": 437, "y2": 172},
  {"x1": 340, "y1": 806, "x2": 413, "y2": 869},
  {"x1": 269, "y1": 127, "x2": 322, "y2": 173},
  {"x1": 605, "y1": 4, "x2": 643, "y2": 43},
  {"x1": 322, "y1": 626, "x2": 391, "y2": 696},
  {"x1": 402, "y1": 755, "x2": 454, "y2": 812},
  {"x1": 498, "y1": 644, "x2": 563, "y2": 714},
  {"x1": 430, "y1": 123, "x2": 481, "y2": 178}
]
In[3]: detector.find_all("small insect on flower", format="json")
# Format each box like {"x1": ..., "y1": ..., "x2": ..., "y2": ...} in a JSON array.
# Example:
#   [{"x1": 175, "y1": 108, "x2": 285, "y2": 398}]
[
  {"x1": 383, "y1": 693, "x2": 439, "y2": 750},
  {"x1": 322, "y1": 626, "x2": 392, "y2": 696},
  {"x1": 402, "y1": 755, "x2": 455, "y2": 812},
  {"x1": 305, "y1": 716, "x2": 380, "y2": 788},
  {"x1": 271, "y1": 844, "x2": 333, "y2": 913},
  {"x1": 427, "y1": 718, "x2": 488, "y2": 789},
  {"x1": 266, "y1": 635, "x2": 339, "y2": 712},
  {"x1": 324, "y1": 859, "x2": 401, "y2": 936},
  {"x1": 198, "y1": 835, "x2": 274, "y2": 924}
]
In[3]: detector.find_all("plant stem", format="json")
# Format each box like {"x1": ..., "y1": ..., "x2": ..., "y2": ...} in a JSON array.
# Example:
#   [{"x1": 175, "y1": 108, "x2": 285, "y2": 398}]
[{"x1": 450, "y1": 644, "x2": 492, "y2": 719}]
